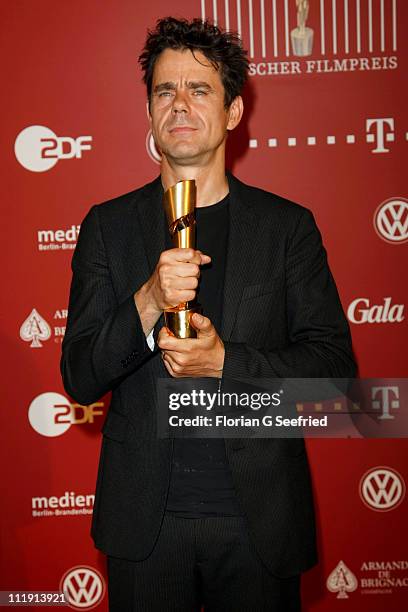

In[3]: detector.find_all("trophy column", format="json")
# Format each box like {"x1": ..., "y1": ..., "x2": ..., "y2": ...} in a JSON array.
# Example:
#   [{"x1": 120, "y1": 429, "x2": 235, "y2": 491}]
[{"x1": 163, "y1": 179, "x2": 201, "y2": 338}]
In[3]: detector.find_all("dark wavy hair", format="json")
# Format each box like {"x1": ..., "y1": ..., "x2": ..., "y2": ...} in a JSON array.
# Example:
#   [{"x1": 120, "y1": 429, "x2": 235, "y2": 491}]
[{"x1": 139, "y1": 17, "x2": 249, "y2": 108}]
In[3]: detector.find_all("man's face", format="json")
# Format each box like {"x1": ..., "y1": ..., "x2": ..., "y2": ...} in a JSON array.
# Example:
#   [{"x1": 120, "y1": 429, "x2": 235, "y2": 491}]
[{"x1": 148, "y1": 48, "x2": 241, "y2": 165}]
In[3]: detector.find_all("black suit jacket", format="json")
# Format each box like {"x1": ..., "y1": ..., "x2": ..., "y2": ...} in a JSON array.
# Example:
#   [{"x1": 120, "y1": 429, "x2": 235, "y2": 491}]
[{"x1": 61, "y1": 172, "x2": 356, "y2": 577}]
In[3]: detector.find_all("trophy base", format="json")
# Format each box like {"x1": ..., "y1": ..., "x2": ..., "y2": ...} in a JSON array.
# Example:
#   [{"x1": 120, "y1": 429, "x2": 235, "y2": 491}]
[
  {"x1": 290, "y1": 27, "x2": 313, "y2": 56},
  {"x1": 164, "y1": 304, "x2": 202, "y2": 339}
]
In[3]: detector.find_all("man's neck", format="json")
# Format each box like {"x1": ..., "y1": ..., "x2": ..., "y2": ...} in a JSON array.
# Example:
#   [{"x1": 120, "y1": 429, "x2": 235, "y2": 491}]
[{"x1": 160, "y1": 157, "x2": 229, "y2": 207}]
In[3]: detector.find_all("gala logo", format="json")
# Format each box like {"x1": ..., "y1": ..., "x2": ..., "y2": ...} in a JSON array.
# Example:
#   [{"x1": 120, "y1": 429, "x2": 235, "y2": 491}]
[{"x1": 347, "y1": 298, "x2": 404, "y2": 324}]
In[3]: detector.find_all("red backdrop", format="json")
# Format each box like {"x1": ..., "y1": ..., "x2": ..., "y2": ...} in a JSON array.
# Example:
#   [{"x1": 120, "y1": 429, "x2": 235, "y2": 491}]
[{"x1": 1, "y1": 1, "x2": 407, "y2": 610}]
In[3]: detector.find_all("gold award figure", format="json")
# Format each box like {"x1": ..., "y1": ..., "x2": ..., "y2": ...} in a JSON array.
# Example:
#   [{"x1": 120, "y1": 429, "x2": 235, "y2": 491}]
[{"x1": 163, "y1": 179, "x2": 201, "y2": 338}]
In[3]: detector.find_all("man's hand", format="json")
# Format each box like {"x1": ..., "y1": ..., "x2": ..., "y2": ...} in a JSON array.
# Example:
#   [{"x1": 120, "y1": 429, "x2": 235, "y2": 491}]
[
  {"x1": 134, "y1": 248, "x2": 211, "y2": 336},
  {"x1": 158, "y1": 313, "x2": 225, "y2": 378}
]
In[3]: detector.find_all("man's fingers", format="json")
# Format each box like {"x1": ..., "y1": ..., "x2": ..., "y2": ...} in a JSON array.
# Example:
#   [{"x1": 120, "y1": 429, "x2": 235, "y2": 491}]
[
  {"x1": 157, "y1": 327, "x2": 175, "y2": 348},
  {"x1": 190, "y1": 313, "x2": 214, "y2": 335},
  {"x1": 162, "y1": 352, "x2": 191, "y2": 377},
  {"x1": 165, "y1": 248, "x2": 210, "y2": 265},
  {"x1": 197, "y1": 251, "x2": 211, "y2": 265},
  {"x1": 172, "y1": 263, "x2": 201, "y2": 279},
  {"x1": 158, "y1": 315, "x2": 215, "y2": 347},
  {"x1": 157, "y1": 328, "x2": 192, "y2": 350},
  {"x1": 162, "y1": 354, "x2": 177, "y2": 377}
]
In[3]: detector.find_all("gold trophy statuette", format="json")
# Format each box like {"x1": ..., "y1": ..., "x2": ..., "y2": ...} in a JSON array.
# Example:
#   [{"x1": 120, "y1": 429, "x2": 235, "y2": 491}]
[{"x1": 163, "y1": 179, "x2": 201, "y2": 338}]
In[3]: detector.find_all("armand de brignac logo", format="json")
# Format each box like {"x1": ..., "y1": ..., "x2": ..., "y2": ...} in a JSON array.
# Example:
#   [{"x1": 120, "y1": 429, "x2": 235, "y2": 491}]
[
  {"x1": 326, "y1": 560, "x2": 358, "y2": 599},
  {"x1": 20, "y1": 308, "x2": 51, "y2": 348}
]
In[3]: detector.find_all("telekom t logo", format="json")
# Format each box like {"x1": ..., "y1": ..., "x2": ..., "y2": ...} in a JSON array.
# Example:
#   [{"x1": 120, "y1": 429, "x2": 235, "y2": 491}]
[
  {"x1": 371, "y1": 386, "x2": 400, "y2": 420},
  {"x1": 366, "y1": 118, "x2": 395, "y2": 153}
]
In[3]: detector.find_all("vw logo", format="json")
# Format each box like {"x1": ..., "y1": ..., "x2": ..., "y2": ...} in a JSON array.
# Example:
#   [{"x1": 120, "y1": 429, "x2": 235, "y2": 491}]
[
  {"x1": 374, "y1": 198, "x2": 408, "y2": 244},
  {"x1": 60, "y1": 565, "x2": 105, "y2": 609},
  {"x1": 359, "y1": 467, "x2": 405, "y2": 512}
]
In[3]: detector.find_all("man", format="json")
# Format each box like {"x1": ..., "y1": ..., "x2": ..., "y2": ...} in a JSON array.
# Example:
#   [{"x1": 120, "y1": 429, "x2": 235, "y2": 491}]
[{"x1": 61, "y1": 17, "x2": 355, "y2": 611}]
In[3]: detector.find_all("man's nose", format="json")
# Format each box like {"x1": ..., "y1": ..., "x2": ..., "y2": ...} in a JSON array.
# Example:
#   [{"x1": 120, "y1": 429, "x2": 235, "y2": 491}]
[{"x1": 172, "y1": 89, "x2": 189, "y2": 113}]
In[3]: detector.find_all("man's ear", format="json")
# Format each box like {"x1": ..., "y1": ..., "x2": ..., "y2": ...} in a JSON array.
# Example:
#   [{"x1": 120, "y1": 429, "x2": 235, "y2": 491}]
[
  {"x1": 146, "y1": 100, "x2": 152, "y2": 124},
  {"x1": 226, "y1": 96, "x2": 244, "y2": 131}
]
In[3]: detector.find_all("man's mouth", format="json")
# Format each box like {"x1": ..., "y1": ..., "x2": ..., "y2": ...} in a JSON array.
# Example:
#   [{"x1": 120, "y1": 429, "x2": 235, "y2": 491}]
[{"x1": 168, "y1": 126, "x2": 197, "y2": 133}]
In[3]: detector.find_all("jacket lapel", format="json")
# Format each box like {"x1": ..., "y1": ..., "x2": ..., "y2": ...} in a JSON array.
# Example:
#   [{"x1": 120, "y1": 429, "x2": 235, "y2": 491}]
[
  {"x1": 136, "y1": 174, "x2": 166, "y2": 276},
  {"x1": 221, "y1": 173, "x2": 259, "y2": 341},
  {"x1": 135, "y1": 175, "x2": 168, "y2": 349}
]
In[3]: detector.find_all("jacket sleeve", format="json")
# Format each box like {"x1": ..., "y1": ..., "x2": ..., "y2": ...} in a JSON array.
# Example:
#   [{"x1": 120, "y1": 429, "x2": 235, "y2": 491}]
[
  {"x1": 60, "y1": 205, "x2": 152, "y2": 405},
  {"x1": 222, "y1": 208, "x2": 357, "y2": 379}
]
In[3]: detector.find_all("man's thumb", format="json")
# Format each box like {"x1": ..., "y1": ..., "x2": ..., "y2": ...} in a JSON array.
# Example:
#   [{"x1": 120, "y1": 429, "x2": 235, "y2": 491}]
[{"x1": 191, "y1": 313, "x2": 213, "y2": 335}]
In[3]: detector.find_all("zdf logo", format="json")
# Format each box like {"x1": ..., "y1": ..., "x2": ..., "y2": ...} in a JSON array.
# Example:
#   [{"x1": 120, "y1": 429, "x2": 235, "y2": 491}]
[
  {"x1": 14, "y1": 125, "x2": 92, "y2": 172},
  {"x1": 28, "y1": 392, "x2": 103, "y2": 437}
]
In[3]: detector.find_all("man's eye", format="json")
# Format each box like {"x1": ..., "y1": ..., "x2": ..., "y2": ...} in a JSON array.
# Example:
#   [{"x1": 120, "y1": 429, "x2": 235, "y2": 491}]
[
  {"x1": 158, "y1": 91, "x2": 173, "y2": 97},
  {"x1": 194, "y1": 90, "x2": 206, "y2": 96}
]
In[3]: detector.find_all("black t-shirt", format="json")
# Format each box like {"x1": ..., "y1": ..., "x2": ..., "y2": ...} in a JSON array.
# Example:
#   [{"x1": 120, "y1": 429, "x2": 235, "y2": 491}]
[{"x1": 165, "y1": 193, "x2": 244, "y2": 518}]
